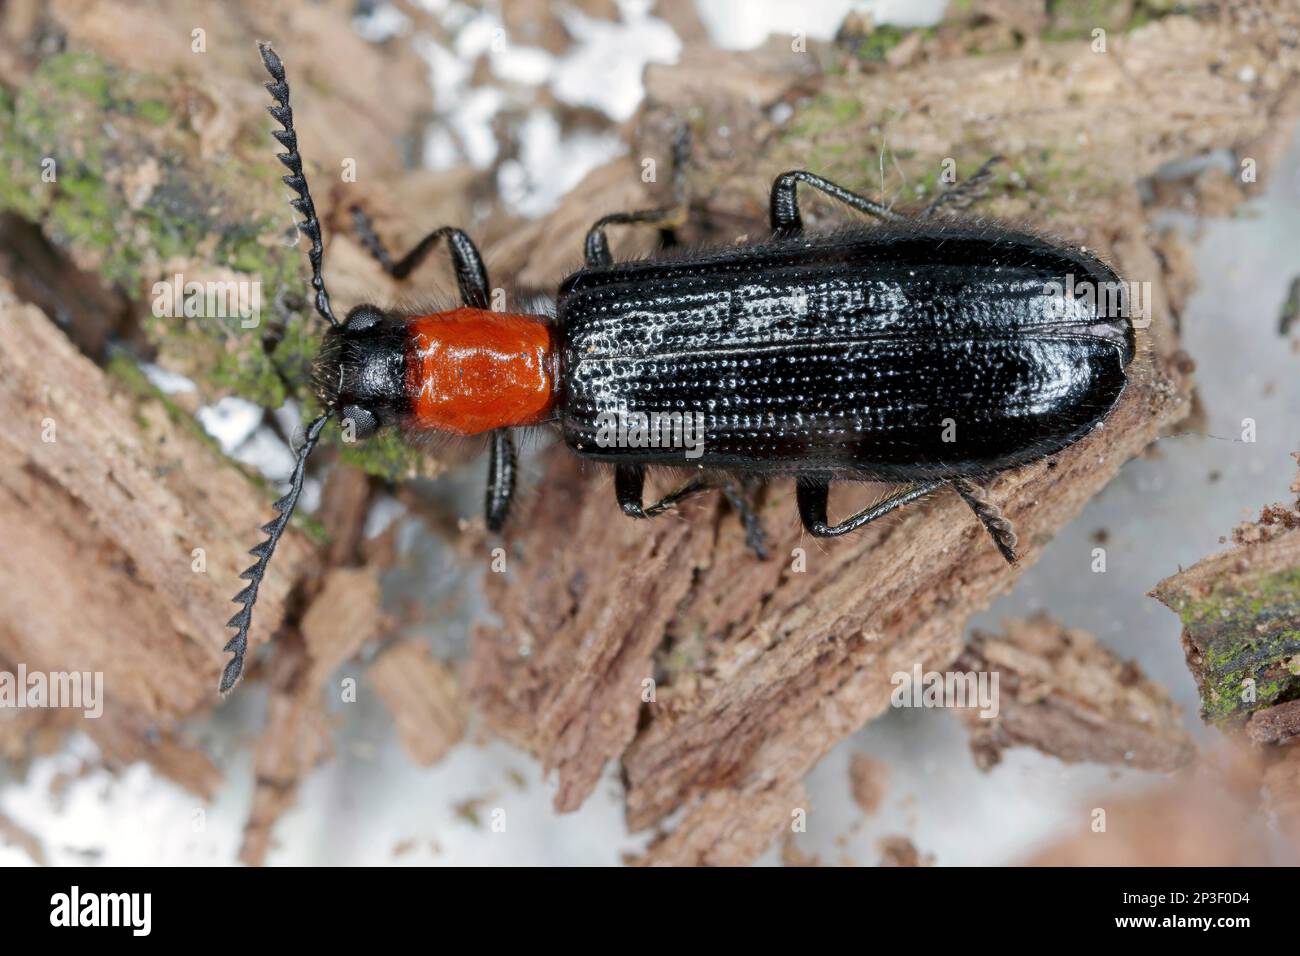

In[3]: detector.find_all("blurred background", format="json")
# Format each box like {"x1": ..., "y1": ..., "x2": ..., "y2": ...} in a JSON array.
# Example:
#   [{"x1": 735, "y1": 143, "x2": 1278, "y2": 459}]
[{"x1": 1, "y1": 0, "x2": 1298, "y2": 866}]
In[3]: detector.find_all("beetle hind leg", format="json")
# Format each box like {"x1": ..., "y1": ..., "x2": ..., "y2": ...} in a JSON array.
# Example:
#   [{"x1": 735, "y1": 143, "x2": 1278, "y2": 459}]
[
  {"x1": 796, "y1": 478, "x2": 945, "y2": 537},
  {"x1": 951, "y1": 477, "x2": 1018, "y2": 564}
]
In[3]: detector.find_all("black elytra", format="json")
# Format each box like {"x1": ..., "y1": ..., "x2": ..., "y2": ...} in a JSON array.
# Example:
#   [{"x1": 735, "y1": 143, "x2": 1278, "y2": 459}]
[
  {"x1": 223, "y1": 45, "x2": 1135, "y2": 693},
  {"x1": 556, "y1": 165, "x2": 1133, "y2": 558}
]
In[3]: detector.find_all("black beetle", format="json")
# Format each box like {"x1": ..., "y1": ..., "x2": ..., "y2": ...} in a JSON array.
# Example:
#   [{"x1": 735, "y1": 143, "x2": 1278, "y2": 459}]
[{"x1": 220, "y1": 43, "x2": 1134, "y2": 692}]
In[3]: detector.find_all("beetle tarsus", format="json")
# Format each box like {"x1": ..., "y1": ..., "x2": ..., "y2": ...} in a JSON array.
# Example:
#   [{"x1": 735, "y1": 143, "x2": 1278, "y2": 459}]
[
  {"x1": 922, "y1": 155, "x2": 1004, "y2": 220},
  {"x1": 720, "y1": 481, "x2": 770, "y2": 560}
]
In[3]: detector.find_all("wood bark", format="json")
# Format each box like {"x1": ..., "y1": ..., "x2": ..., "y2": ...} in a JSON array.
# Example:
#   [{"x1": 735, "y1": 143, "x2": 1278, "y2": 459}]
[
  {"x1": 956, "y1": 614, "x2": 1195, "y2": 772},
  {"x1": 1151, "y1": 484, "x2": 1300, "y2": 726},
  {"x1": 0, "y1": 286, "x2": 311, "y2": 795}
]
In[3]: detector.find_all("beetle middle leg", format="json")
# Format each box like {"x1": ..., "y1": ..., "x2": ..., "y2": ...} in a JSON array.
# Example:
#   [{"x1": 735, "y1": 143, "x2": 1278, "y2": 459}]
[
  {"x1": 796, "y1": 478, "x2": 944, "y2": 537},
  {"x1": 615, "y1": 464, "x2": 770, "y2": 558},
  {"x1": 351, "y1": 209, "x2": 490, "y2": 309},
  {"x1": 583, "y1": 127, "x2": 691, "y2": 268},
  {"x1": 615, "y1": 464, "x2": 711, "y2": 518},
  {"x1": 769, "y1": 170, "x2": 908, "y2": 236}
]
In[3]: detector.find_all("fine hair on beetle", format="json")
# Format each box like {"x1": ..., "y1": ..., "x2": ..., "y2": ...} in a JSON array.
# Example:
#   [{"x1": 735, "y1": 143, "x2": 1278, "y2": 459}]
[{"x1": 220, "y1": 41, "x2": 1139, "y2": 695}]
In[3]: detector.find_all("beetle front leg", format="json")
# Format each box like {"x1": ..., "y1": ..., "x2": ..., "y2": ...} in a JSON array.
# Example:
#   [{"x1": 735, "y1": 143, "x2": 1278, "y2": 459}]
[
  {"x1": 950, "y1": 477, "x2": 1018, "y2": 564},
  {"x1": 351, "y1": 208, "x2": 490, "y2": 308},
  {"x1": 796, "y1": 477, "x2": 945, "y2": 537},
  {"x1": 485, "y1": 430, "x2": 517, "y2": 532},
  {"x1": 584, "y1": 128, "x2": 691, "y2": 268},
  {"x1": 769, "y1": 171, "x2": 908, "y2": 236}
]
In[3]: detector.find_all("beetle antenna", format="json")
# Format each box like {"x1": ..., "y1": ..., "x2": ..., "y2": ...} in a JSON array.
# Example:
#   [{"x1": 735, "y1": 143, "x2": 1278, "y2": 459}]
[
  {"x1": 258, "y1": 41, "x2": 339, "y2": 328},
  {"x1": 221, "y1": 412, "x2": 332, "y2": 693},
  {"x1": 951, "y1": 477, "x2": 1018, "y2": 565}
]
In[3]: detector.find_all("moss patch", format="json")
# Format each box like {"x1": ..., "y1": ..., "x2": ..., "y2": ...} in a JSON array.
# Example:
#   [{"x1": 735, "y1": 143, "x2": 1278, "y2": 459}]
[
  {"x1": 1168, "y1": 567, "x2": 1300, "y2": 724},
  {"x1": 0, "y1": 52, "x2": 430, "y2": 479}
]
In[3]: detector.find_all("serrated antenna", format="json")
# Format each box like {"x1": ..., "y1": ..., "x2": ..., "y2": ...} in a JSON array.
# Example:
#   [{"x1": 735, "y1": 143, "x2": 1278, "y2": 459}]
[
  {"x1": 258, "y1": 41, "x2": 338, "y2": 328},
  {"x1": 221, "y1": 412, "x2": 331, "y2": 693}
]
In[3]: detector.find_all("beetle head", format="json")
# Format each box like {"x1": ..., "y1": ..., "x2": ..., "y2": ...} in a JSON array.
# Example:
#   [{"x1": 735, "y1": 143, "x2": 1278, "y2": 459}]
[{"x1": 314, "y1": 304, "x2": 409, "y2": 441}]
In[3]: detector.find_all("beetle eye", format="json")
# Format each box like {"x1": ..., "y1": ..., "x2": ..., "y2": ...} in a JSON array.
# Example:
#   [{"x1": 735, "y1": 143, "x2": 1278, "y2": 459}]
[
  {"x1": 345, "y1": 305, "x2": 386, "y2": 332},
  {"x1": 340, "y1": 405, "x2": 379, "y2": 440}
]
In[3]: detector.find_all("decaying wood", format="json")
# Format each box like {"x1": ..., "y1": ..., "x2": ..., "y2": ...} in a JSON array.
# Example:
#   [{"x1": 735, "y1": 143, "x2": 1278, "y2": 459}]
[
  {"x1": 955, "y1": 614, "x2": 1196, "y2": 772},
  {"x1": 470, "y1": 8, "x2": 1300, "y2": 865},
  {"x1": 368, "y1": 641, "x2": 466, "y2": 766},
  {"x1": 1247, "y1": 699, "x2": 1300, "y2": 746},
  {"x1": 1262, "y1": 746, "x2": 1300, "y2": 842},
  {"x1": 0, "y1": 287, "x2": 314, "y2": 795},
  {"x1": 3, "y1": 0, "x2": 1300, "y2": 867},
  {"x1": 1151, "y1": 470, "x2": 1300, "y2": 726},
  {"x1": 632, "y1": 782, "x2": 808, "y2": 866}
]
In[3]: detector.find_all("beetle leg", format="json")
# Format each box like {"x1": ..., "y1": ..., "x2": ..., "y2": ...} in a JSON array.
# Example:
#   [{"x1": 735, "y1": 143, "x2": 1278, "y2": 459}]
[
  {"x1": 485, "y1": 430, "x2": 517, "y2": 532},
  {"x1": 350, "y1": 207, "x2": 490, "y2": 309},
  {"x1": 921, "y1": 155, "x2": 1004, "y2": 220},
  {"x1": 720, "y1": 481, "x2": 770, "y2": 560},
  {"x1": 615, "y1": 464, "x2": 712, "y2": 518},
  {"x1": 584, "y1": 128, "x2": 691, "y2": 267},
  {"x1": 769, "y1": 171, "x2": 908, "y2": 236},
  {"x1": 796, "y1": 478, "x2": 944, "y2": 537},
  {"x1": 950, "y1": 477, "x2": 1018, "y2": 564},
  {"x1": 617, "y1": 466, "x2": 770, "y2": 556}
]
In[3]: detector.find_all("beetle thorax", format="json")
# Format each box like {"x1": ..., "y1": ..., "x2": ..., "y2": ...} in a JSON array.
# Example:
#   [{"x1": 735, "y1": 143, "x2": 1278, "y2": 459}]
[{"x1": 405, "y1": 308, "x2": 556, "y2": 436}]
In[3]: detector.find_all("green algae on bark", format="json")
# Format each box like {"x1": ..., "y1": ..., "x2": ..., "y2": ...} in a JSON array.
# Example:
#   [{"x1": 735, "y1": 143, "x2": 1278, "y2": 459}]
[
  {"x1": 0, "y1": 52, "x2": 430, "y2": 480},
  {"x1": 0, "y1": 53, "x2": 305, "y2": 399},
  {"x1": 1153, "y1": 535, "x2": 1300, "y2": 726}
]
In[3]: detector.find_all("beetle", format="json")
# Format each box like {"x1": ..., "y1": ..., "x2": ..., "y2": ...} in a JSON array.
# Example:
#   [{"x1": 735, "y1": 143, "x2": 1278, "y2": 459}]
[{"x1": 220, "y1": 43, "x2": 1135, "y2": 692}]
